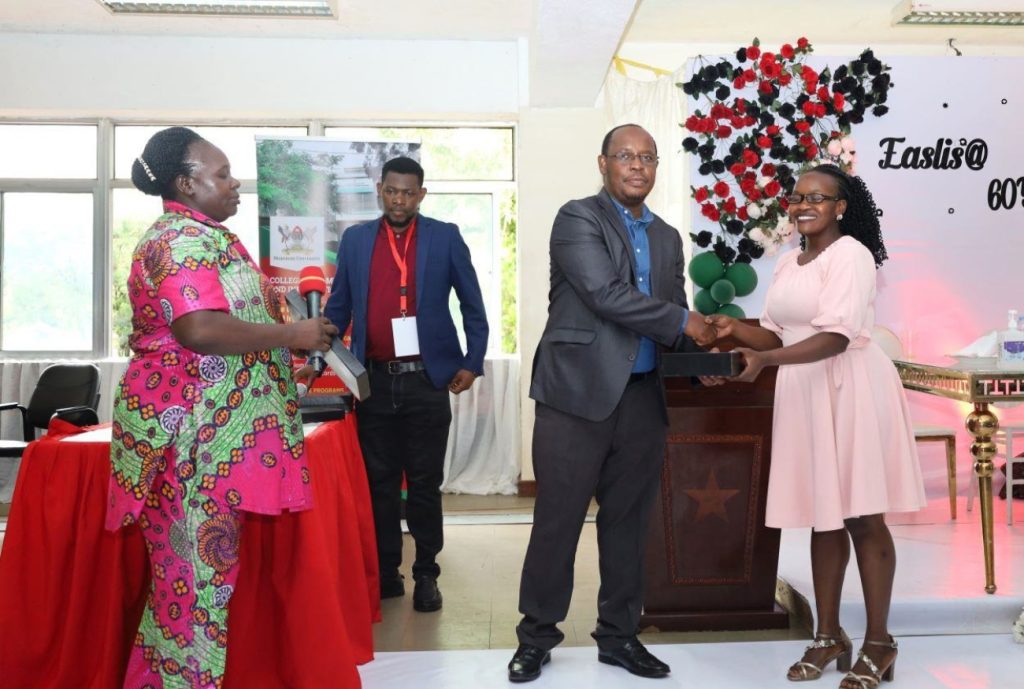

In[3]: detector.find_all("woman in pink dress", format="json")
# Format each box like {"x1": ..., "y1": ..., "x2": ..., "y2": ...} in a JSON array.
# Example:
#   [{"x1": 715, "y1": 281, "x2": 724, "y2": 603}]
[
  {"x1": 108, "y1": 127, "x2": 338, "y2": 689},
  {"x1": 708, "y1": 164, "x2": 926, "y2": 689}
]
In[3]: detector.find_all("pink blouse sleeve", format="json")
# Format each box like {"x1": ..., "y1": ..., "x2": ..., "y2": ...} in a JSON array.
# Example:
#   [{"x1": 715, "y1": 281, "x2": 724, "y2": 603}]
[
  {"x1": 146, "y1": 227, "x2": 231, "y2": 321},
  {"x1": 809, "y1": 239, "x2": 875, "y2": 347}
]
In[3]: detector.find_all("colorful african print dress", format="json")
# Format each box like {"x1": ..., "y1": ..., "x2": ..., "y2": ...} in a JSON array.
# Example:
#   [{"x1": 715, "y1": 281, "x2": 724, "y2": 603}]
[{"x1": 107, "y1": 200, "x2": 311, "y2": 689}]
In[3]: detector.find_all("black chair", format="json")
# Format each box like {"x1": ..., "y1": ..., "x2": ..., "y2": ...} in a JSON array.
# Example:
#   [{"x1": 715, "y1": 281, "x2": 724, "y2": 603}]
[{"x1": 0, "y1": 363, "x2": 101, "y2": 458}]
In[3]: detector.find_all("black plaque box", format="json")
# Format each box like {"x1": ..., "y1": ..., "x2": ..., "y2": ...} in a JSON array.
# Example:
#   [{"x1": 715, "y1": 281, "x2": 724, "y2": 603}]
[{"x1": 660, "y1": 351, "x2": 742, "y2": 377}]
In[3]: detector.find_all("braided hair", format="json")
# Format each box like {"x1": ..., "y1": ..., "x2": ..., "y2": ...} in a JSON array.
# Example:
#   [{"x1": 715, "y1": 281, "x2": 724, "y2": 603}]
[
  {"x1": 801, "y1": 163, "x2": 888, "y2": 268},
  {"x1": 131, "y1": 126, "x2": 204, "y2": 198}
]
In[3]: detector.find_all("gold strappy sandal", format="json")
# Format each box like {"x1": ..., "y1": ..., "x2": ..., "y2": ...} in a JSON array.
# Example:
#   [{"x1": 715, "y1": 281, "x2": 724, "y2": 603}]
[
  {"x1": 787, "y1": 629, "x2": 853, "y2": 681},
  {"x1": 840, "y1": 636, "x2": 898, "y2": 689}
]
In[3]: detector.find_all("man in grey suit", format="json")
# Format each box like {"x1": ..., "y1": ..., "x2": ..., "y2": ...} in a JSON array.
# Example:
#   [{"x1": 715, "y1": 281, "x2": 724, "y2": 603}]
[{"x1": 508, "y1": 124, "x2": 716, "y2": 682}]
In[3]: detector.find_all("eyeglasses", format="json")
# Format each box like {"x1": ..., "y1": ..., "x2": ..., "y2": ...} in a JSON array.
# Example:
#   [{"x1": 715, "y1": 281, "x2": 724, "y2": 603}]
[
  {"x1": 785, "y1": 193, "x2": 841, "y2": 204},
  {"x1": 606, "y1": 151, "x2": 659, "y2": 167}
]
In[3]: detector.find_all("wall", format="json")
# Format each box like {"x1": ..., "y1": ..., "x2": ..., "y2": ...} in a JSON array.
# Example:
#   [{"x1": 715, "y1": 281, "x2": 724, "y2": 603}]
[{"x1": 0, "y1": 32, "x2": 520, "y2": 119}]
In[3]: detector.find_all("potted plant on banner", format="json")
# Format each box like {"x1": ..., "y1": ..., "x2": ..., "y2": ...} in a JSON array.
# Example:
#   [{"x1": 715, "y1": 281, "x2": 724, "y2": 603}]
[{"x1": 682, "y1": 37, "x2": 894, "y2": 317}]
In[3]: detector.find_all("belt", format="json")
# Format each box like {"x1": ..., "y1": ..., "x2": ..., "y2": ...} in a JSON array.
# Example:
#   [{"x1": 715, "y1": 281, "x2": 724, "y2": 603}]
[
  {"x1": 369, "y1": 359, "x2": 426, "y2": 375},
  {"x1": 628, "y1": 370, "x2": 657, "y2": 384}
]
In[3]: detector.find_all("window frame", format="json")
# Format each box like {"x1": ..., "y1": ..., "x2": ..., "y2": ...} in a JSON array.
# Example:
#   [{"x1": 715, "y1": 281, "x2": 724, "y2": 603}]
[{"x1": 0, "y1": 118, "x2": 516, "y2": 360}]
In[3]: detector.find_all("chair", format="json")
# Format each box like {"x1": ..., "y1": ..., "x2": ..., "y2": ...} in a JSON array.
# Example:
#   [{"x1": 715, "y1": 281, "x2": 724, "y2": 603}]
[
  {"x1": 0, "y1": 363, "x2": 101, "y2": 458},
  {"x1": 994, "y1": 424, "x2": 1024, "y2": 524},
  {"x1": 873, "y1": 326, "x2": 959, "y2": 519}
]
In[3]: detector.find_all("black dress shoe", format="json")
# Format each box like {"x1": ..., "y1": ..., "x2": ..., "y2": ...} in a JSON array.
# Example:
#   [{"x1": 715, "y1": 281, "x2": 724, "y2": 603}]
[
  {"x1": 380, "y1": 573, "x2": 405, "y2": 599},
  {"x1": 508, "y1": 644, "x2": 550, "y2": 683},
  {"x1": 412, "y1": 575, "x2": 443, "y2": 612},
  {"x1": 598, "y1": 638, "x2": 670, "y2": 678}
]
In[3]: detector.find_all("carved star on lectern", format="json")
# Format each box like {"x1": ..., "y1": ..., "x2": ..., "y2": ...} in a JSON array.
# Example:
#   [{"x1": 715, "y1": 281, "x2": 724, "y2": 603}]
[{"x1": 684, "y1": 469, "x2": 740, "y2": 522}]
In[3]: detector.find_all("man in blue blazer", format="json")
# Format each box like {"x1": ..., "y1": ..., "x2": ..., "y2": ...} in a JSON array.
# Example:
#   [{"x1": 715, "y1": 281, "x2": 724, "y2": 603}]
[{"x1": 326, "y1": 156, "x2": 488, "y2": 612}]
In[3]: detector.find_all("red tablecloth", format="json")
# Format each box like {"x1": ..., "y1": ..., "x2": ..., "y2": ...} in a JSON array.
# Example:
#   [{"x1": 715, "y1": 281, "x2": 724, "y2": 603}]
[{"x1": 0, "y1": 417, "x2": 380, "y2": 689}]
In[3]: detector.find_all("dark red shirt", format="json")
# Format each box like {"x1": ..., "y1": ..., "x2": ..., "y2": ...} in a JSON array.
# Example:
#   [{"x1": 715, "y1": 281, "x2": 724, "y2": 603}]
[{"x1": 365, "y1": 217, "x2": 419, "y2": 362}]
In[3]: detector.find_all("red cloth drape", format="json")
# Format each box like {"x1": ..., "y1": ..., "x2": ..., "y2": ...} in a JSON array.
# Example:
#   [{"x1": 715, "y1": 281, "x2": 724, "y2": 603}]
[{"x1": 0, "y1": 417, "x2": 379, "y2": 689}]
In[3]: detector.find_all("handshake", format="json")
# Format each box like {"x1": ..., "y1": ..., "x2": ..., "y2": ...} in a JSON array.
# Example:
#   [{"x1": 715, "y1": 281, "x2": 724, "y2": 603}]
[{"x1": 683, "y1": 313, "x2": 736, "y2": 348}]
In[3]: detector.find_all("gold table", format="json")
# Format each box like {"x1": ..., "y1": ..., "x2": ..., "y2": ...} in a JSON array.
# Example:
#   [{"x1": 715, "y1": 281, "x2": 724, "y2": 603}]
[{"x1": 894, "y1": 360, "x2": 1024, "y2": 594}]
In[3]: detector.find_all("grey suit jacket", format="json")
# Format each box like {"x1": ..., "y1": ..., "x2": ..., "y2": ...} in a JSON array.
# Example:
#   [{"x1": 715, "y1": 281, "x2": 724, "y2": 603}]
[{"x1": 529, "y1": 189, "x2": 689, "y2": 422}]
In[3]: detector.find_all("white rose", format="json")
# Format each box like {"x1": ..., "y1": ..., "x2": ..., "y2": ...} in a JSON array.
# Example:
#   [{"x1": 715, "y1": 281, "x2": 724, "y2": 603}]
[
  {"x1": 746, "y1": 203, "x2": 763, "y2": 220},
  {"x1": 827, "y1": 139, "x2": 843, "y2": 156},
  {"x1": 757, "y1": 176, "x2": 772, "y2": 189},
  {"x1": 841, "y1": 136, "x2": 856, "y2": 153},
  {"x1": 749, "y1": 227, "x2": 767, "y2": 246},
  {"x1": 763, "y1": 241, "x2": 780, "y2": 257},
  {"x1": 840, "y1": 151, "x2": 854, "y2": 164}
]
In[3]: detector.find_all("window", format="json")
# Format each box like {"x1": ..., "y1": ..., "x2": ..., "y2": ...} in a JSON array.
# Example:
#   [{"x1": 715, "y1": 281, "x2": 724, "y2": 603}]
[{"x1": 0, "y1": 121, "x2": 516, "y2": 359}]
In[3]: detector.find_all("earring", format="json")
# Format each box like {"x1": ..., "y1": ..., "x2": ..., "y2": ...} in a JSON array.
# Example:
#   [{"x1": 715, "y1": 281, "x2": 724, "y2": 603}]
[{"x1": 837, "y1": 213, "x2": 844, "y2": 220}]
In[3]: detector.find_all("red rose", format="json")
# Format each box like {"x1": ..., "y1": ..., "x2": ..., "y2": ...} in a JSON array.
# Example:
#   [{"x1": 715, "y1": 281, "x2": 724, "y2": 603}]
[
  {"x1": 733, "y1": 75, "x2": 745, "y2": 90},
  {"x1": 805, "y1": 144, "x2": 819, "y2": 160},
  {"x1": 684, "y1": 115, "x2": 700, "y2": 131},
  {"x1": 743, "y1": 69, "x2": 756, "y2": 83},
  {"x1": 761, "y1": 61, "x2": 781, "y2": 79},
  {"x1": 758, "y1": 80, "x2": 773, "y2": 94},
  {"x1": 747, "y1": 46, "x2": 761, "y2": 60},
  {"x1": 780, "y1": 43, "x2": 795, "y2": 59},
  {"x1": 816, "y1": 85, "x2": 830, "y2": 101},
  {"x1": 744, "y1": 116, "x2": 757, "y2": 127},
  {"x1": 737, "y1": 206, "x2": 749, "y2": 220},
  {"x1": 779, "y1": 196, "x2": 790, "y2": 210},
  {"x1": 801, "y1": 65, "x2": 818, "y2": 86},
  {"x1": 778, "y1": 73, "x2": 793, "y2": 86},
  {"x1": 815, "y1": 103, "x2": 827, "y2": 117},
  {"x1": 766, "y1": 125, "x2": 781, "y2": 136},
  {"x1": 729, "y1": 163, "x2": 747, "y2": 176},
  {"x1": 802, "y1": 100, "x2": 817, "y2": 116},
  {"x1": 748, "y1": 188, "x2": 763, "y2": 201},
  {"x1": 797, "y1": 37, "x2": 809, "y2": 50},
  {"x1": 694, "y1": 187, "x2": 710, "y2": 202},
  {"x1": 702, "y1": 203, "x2": 721, "y2": 222},
  {"x1": 739, "y1": 176, "x2": 757, "y2": 194},
  {"x1": 795, "y1": 120, "x2": 811, "y2": 133},
  {"x1": 757, "y1": 135, "x2": 772, "y2": 148},
  {"x1": 765, "y1": 180, "x2": 782, "y2": 197},
  {"x1": 742, "y1": 149, "x2": 760, "y2": 167},
  {"x1": 723, "y1": 197, "x2": 738, "y2": 214},
  {"x1": 713, "y1": 180, "x2": 730, "y2": 198},
  {"x1": 799, "y1": 133, "x2": 814, "y2": 147},
  {"x1": 734, "y1": 98, "x2": 747, "y2": 113},
  {"x1": 730, "y1": 115, "x2": 745, "y2": 129},
  {"x1": 716, "y1": 125, "x2": 733, "y2": 138},
  {"x1": 761, "y1": 163, "x2": 776, "y2": 176},
  {"x1": 833, "y1": 92, "x2": 846, "y2": 110}
]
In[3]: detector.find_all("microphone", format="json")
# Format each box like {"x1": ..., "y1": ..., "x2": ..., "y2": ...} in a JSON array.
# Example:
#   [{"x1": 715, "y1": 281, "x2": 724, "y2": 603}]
[{"x1": 298, "y1": 266, "x2": 328, "y2": 375}]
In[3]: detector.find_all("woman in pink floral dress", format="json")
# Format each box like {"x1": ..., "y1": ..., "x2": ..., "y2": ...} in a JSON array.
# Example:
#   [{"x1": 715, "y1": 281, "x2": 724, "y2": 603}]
[
  {"x1": 107, "y1": 127, "x2": 337, "y2": 689},
  {"x1": 708, "y1": 165, "x2": 925, "y2": 689}
]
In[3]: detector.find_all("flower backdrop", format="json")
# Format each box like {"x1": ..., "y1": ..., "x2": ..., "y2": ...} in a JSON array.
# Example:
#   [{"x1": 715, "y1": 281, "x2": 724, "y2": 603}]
[{"x1": 681, "y1": 37, "x2": 893, "y2": 316}]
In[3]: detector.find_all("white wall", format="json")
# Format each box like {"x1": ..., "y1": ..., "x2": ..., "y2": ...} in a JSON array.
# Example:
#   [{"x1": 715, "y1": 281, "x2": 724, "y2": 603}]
[{"x1": 0, "y1": 33, "x2": 520, "y2": 118}]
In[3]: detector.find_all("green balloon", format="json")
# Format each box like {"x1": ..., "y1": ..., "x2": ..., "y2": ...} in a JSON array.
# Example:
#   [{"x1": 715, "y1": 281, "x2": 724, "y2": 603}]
[
  {"x1": 688, "y1": 251, "x2": 725, "y2": 289},
  {"x1": 725, "y1": 262, "x2": 758, "y2": 297},
  {"x1": 716, "y1": 303, "x2": 746, "y2": 319},
  {"x1": 710, "y1": 278, "x2": 736, "y2": 304},
  {"x1": 694, "y1": 288, "x2": 718, "y2": 315}
]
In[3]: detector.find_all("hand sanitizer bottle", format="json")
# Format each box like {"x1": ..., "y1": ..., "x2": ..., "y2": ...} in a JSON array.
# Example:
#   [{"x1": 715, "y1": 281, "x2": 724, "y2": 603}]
[{"x1": 998, "y1": 309, "x2": 1024, "y2": 370}]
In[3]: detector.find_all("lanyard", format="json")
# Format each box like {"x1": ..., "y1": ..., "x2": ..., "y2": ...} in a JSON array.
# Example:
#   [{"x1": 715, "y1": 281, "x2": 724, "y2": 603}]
[{"x1": 384, "y1": 219, "x2": 416, "y2": 316}]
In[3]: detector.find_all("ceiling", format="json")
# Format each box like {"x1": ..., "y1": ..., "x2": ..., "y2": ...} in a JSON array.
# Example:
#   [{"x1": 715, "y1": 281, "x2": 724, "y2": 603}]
[
  {"x1": 626, "y1": 0, "x2": 1024, "y2": 46},
  {"x1": 0, "y1": 0, "x2": 535, "y2": 40}
]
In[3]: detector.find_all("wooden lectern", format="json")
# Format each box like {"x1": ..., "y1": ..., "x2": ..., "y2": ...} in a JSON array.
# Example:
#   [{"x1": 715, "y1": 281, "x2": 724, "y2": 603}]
[{"x1": 641, "y1": 340, "x2": 788, "y2": 631}]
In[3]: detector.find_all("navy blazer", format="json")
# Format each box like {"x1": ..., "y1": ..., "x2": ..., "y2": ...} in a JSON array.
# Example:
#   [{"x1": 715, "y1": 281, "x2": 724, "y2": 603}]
[{"x1": 325, "y1": 214, "x2": 489, "y2": 390}]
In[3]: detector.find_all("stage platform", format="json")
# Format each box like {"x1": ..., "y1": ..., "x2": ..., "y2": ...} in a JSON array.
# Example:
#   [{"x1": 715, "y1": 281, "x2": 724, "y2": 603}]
[{"x1": 359, "y1": 634, "x2": 1021, "y2": 689}]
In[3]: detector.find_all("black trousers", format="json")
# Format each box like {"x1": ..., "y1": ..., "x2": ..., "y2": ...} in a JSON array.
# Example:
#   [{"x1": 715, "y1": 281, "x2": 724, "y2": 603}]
[
  {"x1": 516, "y1": 375, "x2": 667, "y2": 651},
  {"x1": 356, "y1": 366, "x2": 452, "y2": 580}
]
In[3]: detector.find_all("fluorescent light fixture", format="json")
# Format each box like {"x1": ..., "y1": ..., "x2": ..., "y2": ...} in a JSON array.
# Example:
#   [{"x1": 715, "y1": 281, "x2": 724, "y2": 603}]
[
  {"x1": 97, "y1": 0, "x2": 334, "y2": 16},
  {"x1": 893, "y1": 0, "x2": 1024, "y2": 24}
]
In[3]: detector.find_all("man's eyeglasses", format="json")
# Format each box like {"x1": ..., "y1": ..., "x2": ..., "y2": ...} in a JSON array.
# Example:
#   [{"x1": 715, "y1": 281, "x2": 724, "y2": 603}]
[
  {"x1": 606, "y1": 151, "x2": 659, "y2": 167},
  {"x1": 785, "y1": 193, "x2": 841, "y2": 205}
]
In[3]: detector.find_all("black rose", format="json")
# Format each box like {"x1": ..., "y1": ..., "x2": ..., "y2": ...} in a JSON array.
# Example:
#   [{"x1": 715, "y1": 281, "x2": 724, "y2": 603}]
[
  {"x1": 698, "y1": 162, "x2": 712, "y2": 176},
  {"x1": 711, "y1": 160, "x2": 726, "y2": 174},
  {"x1": 716, "y1": 85, "x2": 732, "y2": 100},
  {"x1": 714, "y1": 243, "x2": 737, "y2": 264},
  {"x1": 695, "y1": 230, "x2": 713, "y2": 248},
  {"x1": 778, "y1": 103, "x2": 796, "y2": 118},
  {"x1": 682, "y1": 137, "x2": 699, "y2": 152},
  {"x1": 736, "y1": 47, "x2": 748, "y2": 62},
  {"x1": 872, "y1": 105, "x2": 889, "y2": 116}
]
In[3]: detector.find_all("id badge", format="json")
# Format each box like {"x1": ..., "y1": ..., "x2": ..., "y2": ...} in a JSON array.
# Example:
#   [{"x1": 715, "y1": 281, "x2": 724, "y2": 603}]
[{"x1": 392, "y1": 316, "x2": 420, "y2": 357}]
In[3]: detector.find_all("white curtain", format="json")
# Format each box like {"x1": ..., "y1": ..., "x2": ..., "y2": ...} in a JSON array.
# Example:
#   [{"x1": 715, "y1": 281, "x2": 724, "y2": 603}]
[
  {"x1": 0, "y1": 356, "x2": 520, "y2": 500},
  {"x1": 599, "y1": 63, "x2": 692, "y2": 266},
  {"x1": 442, "y1": 356, "x2": 520, "y2": 495}
]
